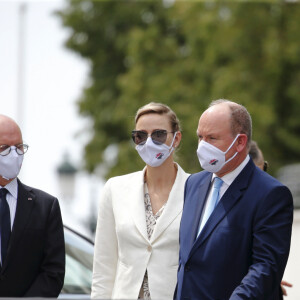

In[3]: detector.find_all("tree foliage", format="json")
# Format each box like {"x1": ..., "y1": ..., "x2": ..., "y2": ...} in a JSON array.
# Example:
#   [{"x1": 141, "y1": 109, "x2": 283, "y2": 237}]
[{"x1": 57, "y1": 0, "x2": 300, "y2": 178}]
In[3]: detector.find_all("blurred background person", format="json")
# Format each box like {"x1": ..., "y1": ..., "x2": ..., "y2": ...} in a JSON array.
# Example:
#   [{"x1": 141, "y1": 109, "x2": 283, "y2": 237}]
[
  {"x1": 249, "y1": 140, "x2": 268, "y2": 172},
  {"x1": 249, "y1": 140, "x2": 293, "y2": 298},
  {"x1": 91, "y1": 102, "x2": 189, "y2": 300}
]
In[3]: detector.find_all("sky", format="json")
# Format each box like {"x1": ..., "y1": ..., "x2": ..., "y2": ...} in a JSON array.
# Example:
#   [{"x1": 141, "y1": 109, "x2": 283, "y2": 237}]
[{"x1": 0, "y1": 0, "x2": 102, "y2": 237}]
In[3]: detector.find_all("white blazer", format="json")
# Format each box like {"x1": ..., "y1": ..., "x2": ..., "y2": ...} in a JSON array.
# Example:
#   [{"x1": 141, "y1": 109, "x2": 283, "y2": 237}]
[{"x1": 91, "y1": 163, "x2": 189, "y2": 300}]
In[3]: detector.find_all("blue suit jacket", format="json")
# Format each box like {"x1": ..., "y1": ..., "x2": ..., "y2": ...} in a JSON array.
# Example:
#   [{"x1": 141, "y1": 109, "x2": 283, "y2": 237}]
[{"x1": 175, "y1": 159, "x2": 293, "y2": 300}]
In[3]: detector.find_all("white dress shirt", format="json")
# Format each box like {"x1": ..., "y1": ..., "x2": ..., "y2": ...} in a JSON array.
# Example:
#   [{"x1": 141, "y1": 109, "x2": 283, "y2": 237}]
[{"x1": 198, "y1": 155, "x2": 250, "y2": 233}]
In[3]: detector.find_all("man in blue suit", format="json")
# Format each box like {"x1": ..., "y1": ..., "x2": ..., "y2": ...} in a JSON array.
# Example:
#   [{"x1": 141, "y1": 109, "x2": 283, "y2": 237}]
[{"x1": 175, "y1": 99, "x2": 293, "y2": 300}]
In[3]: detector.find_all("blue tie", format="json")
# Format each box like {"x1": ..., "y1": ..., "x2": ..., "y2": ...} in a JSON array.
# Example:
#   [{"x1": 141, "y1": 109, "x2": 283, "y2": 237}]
[
  {"x1": 197, "y1": 177, "x2": 223, "y2": 237},
  {"x1": 0, "y1": 188, "x2": 11, "y2": 264}
]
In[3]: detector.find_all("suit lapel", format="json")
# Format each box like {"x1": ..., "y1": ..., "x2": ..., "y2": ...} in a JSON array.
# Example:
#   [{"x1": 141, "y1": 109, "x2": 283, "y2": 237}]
[
  {"x1": 189, "y1": 160, "x2": 255, "y2": 259},
  {"x1": 178, "y1": 173, "x2": 211, "y2": 263},
  {"x1": 130, "y1": 168, "x2": 148, "y2": 242},
  {"x1": 150, "y1": 165, "x2": 189, "y2": 243},
  {"x1": 188, "y1": 175, "x2": 212, "y2": 247},
  {"x1": 190, "y1": 188, "x2": 242, "y2": 256},
  {"x1": 2, "y1": 180, "x2": 34, "y2": 271}
]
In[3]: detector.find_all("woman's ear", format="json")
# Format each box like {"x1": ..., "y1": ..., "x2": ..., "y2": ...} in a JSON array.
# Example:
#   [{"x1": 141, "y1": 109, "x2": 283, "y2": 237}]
[{"x1": 174, "y1": 131, "x2": 182, "y2": 148}]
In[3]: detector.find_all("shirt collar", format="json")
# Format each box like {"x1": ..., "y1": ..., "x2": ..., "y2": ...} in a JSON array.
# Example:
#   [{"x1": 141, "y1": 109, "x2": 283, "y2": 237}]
[
  {"x1": 212, "y1": 155, "x2": 250, "y2": 186},
  {"x1": 1, "y1": 178, "x2": 18, "y2": 199}
]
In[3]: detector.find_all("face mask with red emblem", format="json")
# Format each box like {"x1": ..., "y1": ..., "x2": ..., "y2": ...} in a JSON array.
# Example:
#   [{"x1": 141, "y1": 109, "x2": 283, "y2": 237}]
[
  {"x1": 136, "y1": 133, "x2": 177, "y2": 167},
  {"x1": 196, "y1": 134, "x2": 240, "y2": 173}
]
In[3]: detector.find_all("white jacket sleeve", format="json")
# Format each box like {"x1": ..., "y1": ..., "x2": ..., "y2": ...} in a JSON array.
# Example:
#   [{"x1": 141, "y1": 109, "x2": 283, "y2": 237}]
[{"x1": 91, "y1": 179, "x2": 118, "y2": 299}]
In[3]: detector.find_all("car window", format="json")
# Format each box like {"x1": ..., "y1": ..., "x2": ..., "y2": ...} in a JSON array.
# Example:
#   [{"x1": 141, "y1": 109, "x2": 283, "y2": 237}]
[{"x1": 61, "y1": 227, "x2": 94, "y2": 294}]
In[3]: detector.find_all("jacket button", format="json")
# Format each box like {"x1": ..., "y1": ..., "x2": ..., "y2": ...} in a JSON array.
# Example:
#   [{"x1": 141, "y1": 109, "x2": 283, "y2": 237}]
[{"x1": 147, "y1": 245, "x2": 152, "y2": 252}]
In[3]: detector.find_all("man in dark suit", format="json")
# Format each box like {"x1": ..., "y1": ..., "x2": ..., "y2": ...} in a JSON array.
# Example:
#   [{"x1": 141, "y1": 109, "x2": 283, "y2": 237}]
[
  {"x1": 0, "y1": 114, "x2": 65, "y2": 297},
  {"x1": 175, "y1": 100, "x2": 293, "y2": 300}
]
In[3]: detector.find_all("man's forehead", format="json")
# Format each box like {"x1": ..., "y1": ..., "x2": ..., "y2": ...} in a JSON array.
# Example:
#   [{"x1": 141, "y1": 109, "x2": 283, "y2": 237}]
[{"x1": 0, "y1": 119, "x2": 22, "y2": 143}]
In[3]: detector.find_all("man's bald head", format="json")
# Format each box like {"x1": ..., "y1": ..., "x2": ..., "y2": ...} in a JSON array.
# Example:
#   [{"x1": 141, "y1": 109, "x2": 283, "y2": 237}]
[
  {"x1": 0, "y1": 114, "x2": 22, "y2": 143},
  {"x1": 208, "y1": 99, "x2": 252, "y2": 149}
]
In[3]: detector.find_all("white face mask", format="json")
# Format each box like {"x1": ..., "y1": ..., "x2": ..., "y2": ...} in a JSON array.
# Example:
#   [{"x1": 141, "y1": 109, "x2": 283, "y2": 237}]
[
  {"x1": 0, "y1": 148, "x2": 24, "y2": 180},
  {"x1": 196, "y1": 134, "x2": 240, "y2": 173},
  {"x1": 136, "y1": 132, "x2": 177, "y2": 167}
]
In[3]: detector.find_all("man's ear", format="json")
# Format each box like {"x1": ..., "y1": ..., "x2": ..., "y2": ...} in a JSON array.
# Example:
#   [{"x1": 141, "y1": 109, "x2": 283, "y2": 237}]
[{"x1": 236, "y1": 134, "x2": 248, "y2": 152}]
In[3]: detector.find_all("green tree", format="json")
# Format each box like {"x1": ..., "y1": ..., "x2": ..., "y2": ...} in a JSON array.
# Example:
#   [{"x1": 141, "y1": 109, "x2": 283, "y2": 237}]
[{"x1": 57, "y1": 0, "x2": 300, "y2": 178}]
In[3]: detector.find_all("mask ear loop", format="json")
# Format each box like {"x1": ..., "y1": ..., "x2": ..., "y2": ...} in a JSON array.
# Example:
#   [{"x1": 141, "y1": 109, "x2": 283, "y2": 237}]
[
  {"x1": 168, "y1": 132, "x2": 178, "y2": 152},
  {"x1": 223, "y1": 134, "x2": 240, "y2": 165},
  {"x1": 224, "y1": 134, "x2": 240, "y2": 154}
]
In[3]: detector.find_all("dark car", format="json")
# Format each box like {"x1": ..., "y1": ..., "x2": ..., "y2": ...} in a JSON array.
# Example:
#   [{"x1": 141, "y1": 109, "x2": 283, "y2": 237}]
[{"x1": 59, "y1": 226, "x2": 94, "y2": 299}]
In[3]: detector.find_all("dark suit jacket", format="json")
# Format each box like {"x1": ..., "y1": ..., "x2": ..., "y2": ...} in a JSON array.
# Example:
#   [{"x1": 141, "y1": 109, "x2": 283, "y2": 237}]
[
  {"x1": 0, "y1": 179, "x2": 65, "y2": 297},
  {"x1": 175, "y1": 159, "x2": 293, "y2": 300}
]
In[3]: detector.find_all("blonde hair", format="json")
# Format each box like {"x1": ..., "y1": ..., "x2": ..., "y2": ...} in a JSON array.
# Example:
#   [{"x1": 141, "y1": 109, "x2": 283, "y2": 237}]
[{"x1": 135, "y1": 102, "x2": 181, "y2": 132}]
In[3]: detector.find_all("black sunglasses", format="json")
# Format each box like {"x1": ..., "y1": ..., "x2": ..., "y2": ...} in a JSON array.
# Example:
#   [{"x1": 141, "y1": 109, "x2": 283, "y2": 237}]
[
  {"x1": 263, "y1": 161, "x2": 269, "y2": 172},
  {"x1": 131, "y1": 130, "x2": 174, "y2": 145}
]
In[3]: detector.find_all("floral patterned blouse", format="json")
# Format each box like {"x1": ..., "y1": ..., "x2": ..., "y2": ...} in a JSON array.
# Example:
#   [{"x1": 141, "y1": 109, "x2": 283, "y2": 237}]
[{"x1": 138, "y1": 182, "x2": 167, "y2": 300}]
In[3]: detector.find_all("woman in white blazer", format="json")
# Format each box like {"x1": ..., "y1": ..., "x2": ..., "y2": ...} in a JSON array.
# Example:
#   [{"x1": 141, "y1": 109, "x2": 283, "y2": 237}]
[{"x1": 91, "y1": 102, "x2": 189, "y2": 300}]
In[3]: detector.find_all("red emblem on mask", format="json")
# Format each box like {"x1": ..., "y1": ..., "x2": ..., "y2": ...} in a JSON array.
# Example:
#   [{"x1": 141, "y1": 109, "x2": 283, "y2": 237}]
[
  {"x1": 209, "y1": 159, "x2": 218, "y2": 165},
  {"x1": 156, "y1": 153, "x2": 164, "y2": 159}
]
